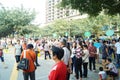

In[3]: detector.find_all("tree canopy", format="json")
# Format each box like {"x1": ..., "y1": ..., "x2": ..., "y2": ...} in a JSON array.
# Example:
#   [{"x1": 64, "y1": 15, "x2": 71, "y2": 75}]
[
  {"x1": 60, "y1": 0, "x2": 120, "y2": 16},
  {"x1": 40, "y1": 14, "x2": 120, "y2": 38},
  {"x1": 0, "y1": 6, "x2": 36, "y2": 38}
]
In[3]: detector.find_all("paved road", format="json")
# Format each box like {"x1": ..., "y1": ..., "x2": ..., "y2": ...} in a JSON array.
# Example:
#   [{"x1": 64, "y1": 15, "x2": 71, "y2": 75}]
[
  {"x1": 0, "y1": 53, "x2": 99, "y2": 80},
  {"x1": 0, "y1": 49, "x2": 120, "y2": 80},
  {"x1": 0, "y1": 54, "x2": 15, "y2": 80}
]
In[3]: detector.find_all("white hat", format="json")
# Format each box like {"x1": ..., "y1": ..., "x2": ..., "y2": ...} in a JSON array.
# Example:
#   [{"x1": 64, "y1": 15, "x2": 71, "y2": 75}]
[
  {"x1": 89, "y1": 40, "x2": 93, "y2": 43},
  {"x1": 0, "y1": 46, "x2": 3, "y2": 49}
]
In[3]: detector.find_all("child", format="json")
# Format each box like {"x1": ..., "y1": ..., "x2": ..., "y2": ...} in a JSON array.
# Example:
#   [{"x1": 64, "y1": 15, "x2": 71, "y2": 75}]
[
  {"x1": 0, "y1": 46, "x2": 7, "y2": 69},
  {"x1": 98, "y1": 67, "x2": 107, "y2": 80}
]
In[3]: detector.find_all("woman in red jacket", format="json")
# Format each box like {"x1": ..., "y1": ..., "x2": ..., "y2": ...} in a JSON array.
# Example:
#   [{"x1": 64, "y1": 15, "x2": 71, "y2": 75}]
[{"x1": 49, "y1": 46, "x2": 67, "y2": 80}]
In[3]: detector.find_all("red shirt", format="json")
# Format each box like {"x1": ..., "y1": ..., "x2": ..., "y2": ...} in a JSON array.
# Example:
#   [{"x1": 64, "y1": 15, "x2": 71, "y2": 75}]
[
  {"x1": 49, "y1": 61, "x2": 67, "y2": 80},
  {"x1": 88, "y1": 45, "x2": 96, "y2": 57}
]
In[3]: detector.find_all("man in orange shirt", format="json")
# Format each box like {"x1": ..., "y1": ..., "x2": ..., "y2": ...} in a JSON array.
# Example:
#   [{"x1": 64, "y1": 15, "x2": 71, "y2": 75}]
[{"x1": 20, "y1": 44, "x2": 36, "y2": 80}]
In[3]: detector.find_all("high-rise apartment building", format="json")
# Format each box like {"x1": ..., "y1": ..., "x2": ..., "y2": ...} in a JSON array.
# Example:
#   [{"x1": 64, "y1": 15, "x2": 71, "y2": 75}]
[{"x1": 45, "y1": 0, "x2": 80, "y2": 23}]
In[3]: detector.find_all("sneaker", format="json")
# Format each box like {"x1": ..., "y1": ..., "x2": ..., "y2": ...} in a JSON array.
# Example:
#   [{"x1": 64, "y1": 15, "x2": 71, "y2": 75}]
[
  {"x1": 36, "y1": 64, "x2": 40, "y2": 66},
  {"x1": 83, "y1": 76, "x2": 87, "y2": 78},
  {"x1": 88, "y1": 69, "x2": 92, "y2": 71},
  {"x1": 80, "y1": 78, "x2": 82, "y2": 80},
  {"x1": 93, "y1": 70, "x2": 96, "y2": 72},
  {"x1": 16, "y1": 68, "x2": 19, "y2": 70}
]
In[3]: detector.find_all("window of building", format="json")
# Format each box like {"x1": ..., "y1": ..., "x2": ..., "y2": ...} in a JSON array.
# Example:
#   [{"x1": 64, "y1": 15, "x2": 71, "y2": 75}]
[
  {"x1": 57, "y1": 13, "x2": 59, "y2": 15},
  {"x1": 49, "y1": 0, "x2": 51, "y2": 3},
  {"x1": 60, "y1": 15, "x2": 63, "y2": 17},
  {"x1": 57, "y1": 0, "x2": 59, "y2": 2},
  {"x1": 48, "y1": 13, "x2": 51, "y2": 16},
  {"x1": 60, "y1": 8, "x2": 63, "y2": 10},
  {"x1": 52, "y1": 18, "x2": 54, "y2": 20},
  {"x1": 57, "y1": 10, "x2": 59, "y2": 12},
  {"x1": 49, "y1": 9, "x2": 51, "y2": 12},
  {"x1": 49, "y1": 3, "x2": 51, "y2": 6},
  {"x1": 52, "y1": 12, "x2": 54, "y2": 14},
  {"x1": 52, "y1": 9, "x2": 54, "y2": 12},
  {"x1": 60, "y1": 12, "x2": 63, "y2": 14},
  {"x1": 49, "y1": 15, "x2": 51, "y2": 18},
  {"x1": 52, "y1": 14, "x2": 54, "y2": 17},
  {"x1": 49, "y1": 6, "x2": 51, "y2": 9},
  {"x1": 52, "y1": 3, "x2": 54, "y2": 5}
]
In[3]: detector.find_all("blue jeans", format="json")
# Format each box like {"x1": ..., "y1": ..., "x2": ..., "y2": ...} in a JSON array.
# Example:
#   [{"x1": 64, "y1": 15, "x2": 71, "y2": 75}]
[
  {"x1": 116, "y1": 54, "x2": 120, "y2": 67},
  {"x1": 75, "y1": 57, "x2": 82, "y2": 79},
  {"x1": 89, "y1": 57, "x2": 96, "y2": 70},
  {"x1": 71, "y1": 56, "x2": 76, "y2": 72},
  {"x1": 0, "y1": 56, "x2": 4, "y2": 62}
]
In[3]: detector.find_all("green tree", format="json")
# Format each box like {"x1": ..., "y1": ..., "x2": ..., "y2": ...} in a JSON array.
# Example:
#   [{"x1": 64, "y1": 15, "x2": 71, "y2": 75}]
[
  {"x1": 40, "y1": 14, "x2": 120, "y2": 38},
  {"x1": 0, "y1": 5, "x2": 36, "y2": 38},
  {"x1": 60, "y1": 0, "x2": 120, "y2": 16}
]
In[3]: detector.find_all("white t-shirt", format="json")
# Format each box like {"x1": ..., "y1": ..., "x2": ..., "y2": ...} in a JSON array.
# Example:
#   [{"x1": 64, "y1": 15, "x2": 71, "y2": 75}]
[
  {"x1": 33, "y1": 43, "x2": 38, "y2": 51},
  {"x1": 44, "y1": 43, "x2": 50, "y2": 51},
  {"x1": 71, "y1": 48, "x2": 76, "y2": 58},
  {"x1": 107, "y1": 63, "x2": 118, "y2": 74},
  {"x1": 15, "y1": 44, "x2": 22, "y2": 55},
  {"x1": 82, "y1": 49, "x2": 89, "y2": 63},
  {"x1": 62, "y1": 47, "x2": 70, "y2": 65},
  {"x1": 115, "y1": 42, "x2": 120, "y2": 54},
  {"x1": 98, "y1": 71, "x2": 107, "y2": 79}
]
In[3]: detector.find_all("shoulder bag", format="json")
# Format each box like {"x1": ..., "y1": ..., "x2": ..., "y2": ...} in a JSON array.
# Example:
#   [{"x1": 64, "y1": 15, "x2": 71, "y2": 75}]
[
  {"x1": 82, "y1": 53, "x2": 89, "y2": 64},
  {"x1": 17, "y1": 50, "x2": 29, "y2": 70}
]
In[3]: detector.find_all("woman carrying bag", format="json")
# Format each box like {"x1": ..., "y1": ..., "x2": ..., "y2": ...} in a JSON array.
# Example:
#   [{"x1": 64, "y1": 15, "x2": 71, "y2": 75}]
[
  {"x1": 20, "y1": 44, "x2": 36, "y2": 80},
  {"x1": 82, "y1": 45, "x2": 89, "y2": 78},
  {"x1": 74, "y1": 42, "x2": 84, "y2": 80}
]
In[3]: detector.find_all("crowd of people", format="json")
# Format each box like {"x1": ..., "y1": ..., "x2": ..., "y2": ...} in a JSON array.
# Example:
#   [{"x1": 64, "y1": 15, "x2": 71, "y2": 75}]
[{"x1": 0, "y1": 37, "x2": 120, "y2": 80}]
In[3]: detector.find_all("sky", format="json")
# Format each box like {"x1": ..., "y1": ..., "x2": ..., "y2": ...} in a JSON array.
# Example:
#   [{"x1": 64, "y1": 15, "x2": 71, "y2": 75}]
[{"x1": 0, "y1": 0, "x2": 46, "y2": 25}]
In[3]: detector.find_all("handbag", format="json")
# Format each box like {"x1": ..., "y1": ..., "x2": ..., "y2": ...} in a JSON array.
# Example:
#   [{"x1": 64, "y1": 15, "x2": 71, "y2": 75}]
[
  {"x1": 94, "y1": 53, "x2": 97, "y2": 59},
  {"x1": 17, "y1": 50, "x2": 29, "y2": 70},
  {"x1": 82, "y1": 54, "x2": 89, "y2": 64}
]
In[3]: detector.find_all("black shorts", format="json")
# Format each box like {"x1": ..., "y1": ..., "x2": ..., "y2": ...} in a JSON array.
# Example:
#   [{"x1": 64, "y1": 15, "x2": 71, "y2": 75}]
[
  {"x1": 102, "y1": 56, "x2": 107, "y2": 60},
  {"x1": 106, "y1": 71, "x2": 118, "y2": 77},
  {"x1": 15, "y1": 55, "x2": 20, "y2": 63}
]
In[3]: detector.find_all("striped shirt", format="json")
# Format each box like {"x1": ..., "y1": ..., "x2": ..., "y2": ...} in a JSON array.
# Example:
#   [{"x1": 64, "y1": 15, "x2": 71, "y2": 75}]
[{"x1": 75, "y1": 47, "x2": 83, "y2": 58}]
